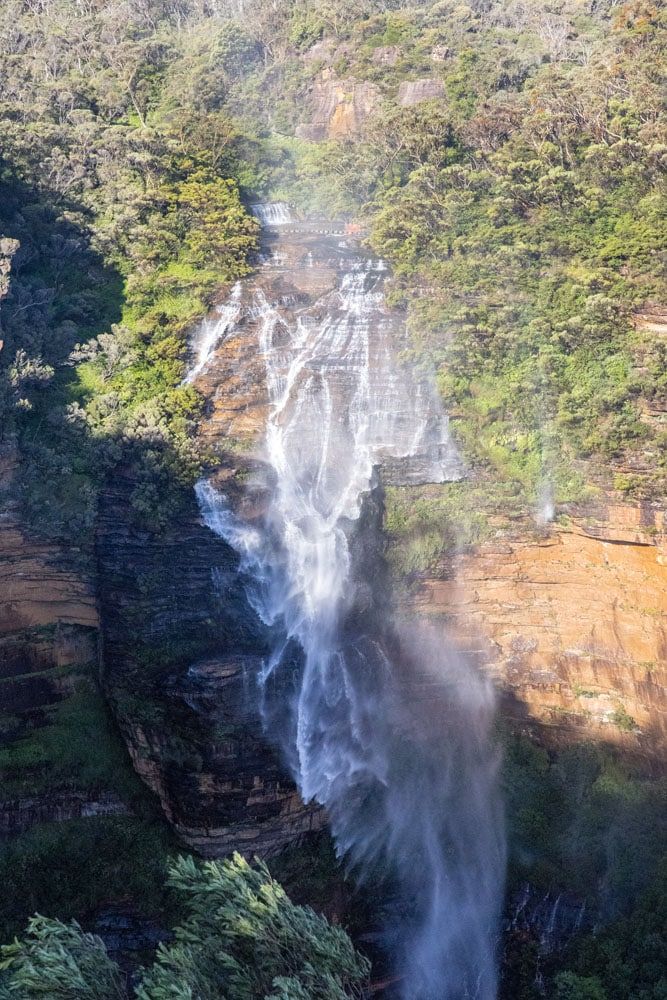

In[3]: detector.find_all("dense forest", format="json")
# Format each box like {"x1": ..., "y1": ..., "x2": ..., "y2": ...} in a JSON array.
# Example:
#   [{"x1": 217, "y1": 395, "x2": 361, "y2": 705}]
[{"x1": 0, "y1": 0, "x2": 665, "y2": 998}]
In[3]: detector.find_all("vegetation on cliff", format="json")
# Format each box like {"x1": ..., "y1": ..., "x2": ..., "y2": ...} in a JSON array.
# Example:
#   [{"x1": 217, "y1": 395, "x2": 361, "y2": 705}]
[
  {"x1": 0, "y1": 640, "x2": 177, "y2": 944},
  {"x1": 2, "y1": 0, "x2": 664, "y2": 537},
  {"x1": 0, "y1": 0, "x2": 259, "y2": 538},
  {"x1": 205, "y1": 0, "x2": 667, "y2": 513},
  {"x1": 363, "y1": 2, "x2": 666, "y2": 508}
]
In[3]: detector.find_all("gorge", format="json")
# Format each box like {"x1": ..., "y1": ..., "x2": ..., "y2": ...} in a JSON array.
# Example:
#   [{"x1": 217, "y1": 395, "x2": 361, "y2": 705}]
[{"x1": 0, "y1": 1, "x2": 665, "y2": 998}]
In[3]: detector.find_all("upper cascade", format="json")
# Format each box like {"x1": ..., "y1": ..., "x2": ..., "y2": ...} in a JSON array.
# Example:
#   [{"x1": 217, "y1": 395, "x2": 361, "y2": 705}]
[
  {"x1": 187, "y1": 226, "x2": 461, "y2": 489},
  {"x1": 254, "y1": 255, "x2": 462, "y2": 492},
  {"x1": 249, "y1": 201, "x2": 293, "y2": 226}
]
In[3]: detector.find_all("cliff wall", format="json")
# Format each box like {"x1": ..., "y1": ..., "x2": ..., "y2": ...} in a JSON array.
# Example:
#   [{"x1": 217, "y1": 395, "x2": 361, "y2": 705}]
[
  {"x1": 0, "y1": 438, "x2": 111, "y2": 827},
  {"x1": 96, "y1": 471, "x2": 322, "y2": 857},
  {"x1": 405, "y1": 498, "x2": 666, "y2": 764},
  {"x1": 3, "y1": 222, "x2": 665, "y2": 875}
]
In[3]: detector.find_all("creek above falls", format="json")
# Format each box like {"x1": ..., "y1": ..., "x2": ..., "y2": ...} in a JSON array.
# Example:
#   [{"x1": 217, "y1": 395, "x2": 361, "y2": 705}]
[{"x1": 188, "y1": 207, "x2": 506, "y2": 999}]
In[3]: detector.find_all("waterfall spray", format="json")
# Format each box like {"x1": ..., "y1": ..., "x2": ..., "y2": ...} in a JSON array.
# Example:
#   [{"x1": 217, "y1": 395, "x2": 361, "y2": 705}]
[{"x1": 195, "y1": 230, "x2": 505, "y2": 998}]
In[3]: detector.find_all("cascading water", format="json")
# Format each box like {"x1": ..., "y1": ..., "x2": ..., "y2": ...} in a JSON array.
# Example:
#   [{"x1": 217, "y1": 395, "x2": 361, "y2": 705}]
[
  {"x1": 194, "y1": 230, "x2": 506, "y2": 999},
  {"x1": 183, "y1": 281, "x2": 242, "y2": 383},
  {"x1": 250, "y1": 201, "x2": 293, "y2": 226}
]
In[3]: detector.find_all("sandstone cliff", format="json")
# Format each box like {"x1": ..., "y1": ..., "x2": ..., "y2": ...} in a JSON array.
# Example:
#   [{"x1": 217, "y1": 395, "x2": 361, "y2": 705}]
[
  {"x1": 3, "y1": 218, "x2": 665, "y2": 878},
  {"x1": 46, "y1": 220, "x2": 667, "y2": 870},
  {"x1": 96, "y1": 470, "x2": 321, "y2": 857},
  {"x1": 0, "y1": 442, "x2": 113, "y2": 834},
  {"x1": 405, "y1": 498, "x2": 666, "y2": 764}
]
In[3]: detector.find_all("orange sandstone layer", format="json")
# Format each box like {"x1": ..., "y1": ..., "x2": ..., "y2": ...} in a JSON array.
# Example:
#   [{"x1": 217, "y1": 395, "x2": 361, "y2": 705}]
[
  {"x1": 0, "y1": 449, "x2": 97, "y2": 635},
  {"x1": 407, "y1": 502, "x2": 667, "y2": 761}
]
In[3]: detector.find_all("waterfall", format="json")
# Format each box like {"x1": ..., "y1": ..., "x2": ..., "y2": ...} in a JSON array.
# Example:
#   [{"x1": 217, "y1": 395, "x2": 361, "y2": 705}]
[
  {"x1": 195, "y1": 248, "x2": 505, "y2": 999},
  {"x1": 249, "y1": 201, "x2": 293, "y2": 226},
  {"x1": 183, "y1": 281, "x2": 242, "y2": 383}
]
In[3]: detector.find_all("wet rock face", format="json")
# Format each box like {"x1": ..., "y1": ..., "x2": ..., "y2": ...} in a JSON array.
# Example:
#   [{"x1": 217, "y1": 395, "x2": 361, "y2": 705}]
[
  {"x1": 90, "y1": 218, "x2": 429, "y2": 858},
  {"x1": 507, "y1": 884, "x2": 590, "y2": 956},
  {"x1": 194, "y1": 224, "x2": 354, "y2": 449},
  {"x1": 196, "y1": 219, "x2": 457, "y2": 485},
  {"x1": 156, "y1": 656, "x2": 323, "y2": 856},
  {"x1": 195, "y1": 222, "x2": 358, "y2": 449},
  {"x1": 96, "y1": 472, "x2": 321, "y2": 856},
  {"x1": 167, "y1": 214, "x2": 457, "y2": 856},
  {"x1": 407, "y1": 501, "x2": 667, "y2": 763}
]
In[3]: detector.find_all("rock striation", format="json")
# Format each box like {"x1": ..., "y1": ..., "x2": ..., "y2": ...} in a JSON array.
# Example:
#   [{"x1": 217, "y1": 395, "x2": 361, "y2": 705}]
[
  {"x1": 407, "y1": 499, "x2": 667, "y2": 763},
  {"x1": 96, "y1": 469, "x2": 322, "y2": 857},
  {"x1": 0, "y1": 443, "x2": 103, "y2": 834}
]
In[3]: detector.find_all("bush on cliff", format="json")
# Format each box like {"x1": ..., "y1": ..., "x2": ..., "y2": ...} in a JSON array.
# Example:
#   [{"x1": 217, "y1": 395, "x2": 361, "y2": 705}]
[
  {"x1": 0, "y1": 853, "x2": 370, "y2": 1000},
  {"x1": 0, "y1": 1, "x2": 259, "y2": 541}
]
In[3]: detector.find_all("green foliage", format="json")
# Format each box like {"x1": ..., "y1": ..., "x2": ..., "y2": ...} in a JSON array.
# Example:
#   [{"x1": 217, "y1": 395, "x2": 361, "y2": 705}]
[
  {"x1": 0, "y1": 679, "x2": 146, "y2": 798},
  {"x1": 554, "y1": 972, "x2": 608, "y2": 1000},
  {"x1": 0, "y1": 818, "x2": 175, "y2": 944},
  {"x1": 383, "y1": 481, "x2": 494, "y2": 574},
  {"x1": 0, "y1": 1, "x2": 259, "y2": 542},
  {"x1": 361, "y1": 5, "x2": 667, "y2": 500},
  {"x1": 503, "y1": 736, "x2": 667, "y2": 912},
  {"x1": 557, "y1": 869, "x2": 667, "y2": 1000},
  {"x1": 0, "y1": 856, "x2": 369, "y2": 1000},
  {"x1": 219, "y1": 0, "x2": 659, "y2": 505},
  {"x1": 501, "y1": 736, "x2": 667, "y2": 999},
  {"x1": 139, "y1": 854, "x2": 369, "y2": 1000},
  {"x1": 610, "y1": 705, "x2": 638, "y2": 732},
  {"x1": 0, "y1": 916, "x2": 125, "y2": 1000}
]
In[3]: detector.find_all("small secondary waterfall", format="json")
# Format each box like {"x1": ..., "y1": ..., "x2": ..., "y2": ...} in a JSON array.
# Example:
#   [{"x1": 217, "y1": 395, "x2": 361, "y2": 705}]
[
  {"x1": 195, "y1": 234, "x2": 505, "y2": 998},
  {"x1": 250, "y1": 201, "x2": 293, "y2": 226},
  {"x1": 184, "y1": 281, "x2": 242, "y2": 383}
]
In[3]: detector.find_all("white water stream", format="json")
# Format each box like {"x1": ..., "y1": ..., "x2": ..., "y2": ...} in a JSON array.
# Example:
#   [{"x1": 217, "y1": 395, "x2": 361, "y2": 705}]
[
  {"x1": 183, "y1": 281, "x2": 243, "y2": 383},
  {"x1": 194, "y1": 236, "x2": 505, "y2": 999},
  {"x1": 250, "y1": 201, "x2": 293, "y2": 226}
]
